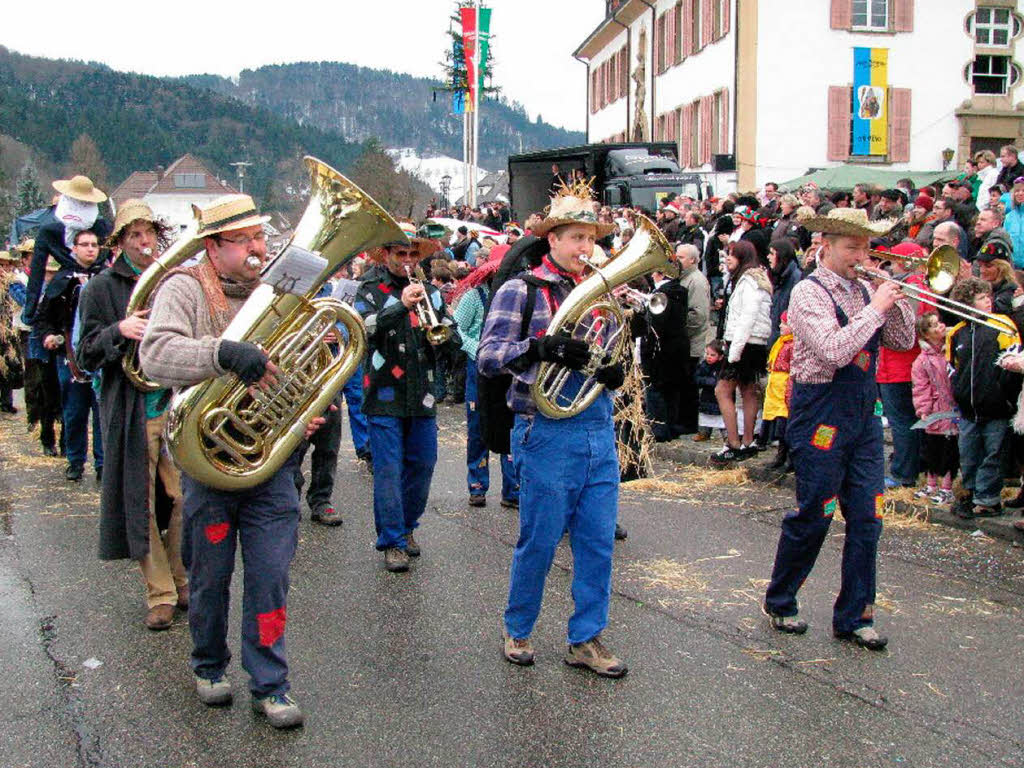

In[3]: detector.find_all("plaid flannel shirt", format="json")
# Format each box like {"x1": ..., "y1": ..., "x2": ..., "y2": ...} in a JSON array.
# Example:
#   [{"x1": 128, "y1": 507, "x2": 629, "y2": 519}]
[
  {"x1": 789, "y1": 266, "x2": 916, "y2": 384},
  {"x1": 477, "y1": 261, "x2": 576, "y2": 415}
]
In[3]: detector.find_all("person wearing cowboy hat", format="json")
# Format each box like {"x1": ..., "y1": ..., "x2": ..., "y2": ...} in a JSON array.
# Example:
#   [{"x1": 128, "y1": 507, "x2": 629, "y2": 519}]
[
  {"x1": 351, "y1": 224, "x2": 461, "y2": 573},
  {"x1": 21, "y1": 175, "x2": 112, "y2": 328},
  {"x1": 139, "y1": 194, "x2": 328, "y2": 728},
  {"x1": 763, "y1": 207, "x2": 915, "y2": 651},
  {"x1": 478, "y1": 186, "x2": 629, "y2": 678},
  {"x1": 76, "y1": 200, "x2": 188, "y2": 632}
]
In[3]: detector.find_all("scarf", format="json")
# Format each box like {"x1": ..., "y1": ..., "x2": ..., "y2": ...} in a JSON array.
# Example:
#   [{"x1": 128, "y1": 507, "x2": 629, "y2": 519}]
[
  {"x1": 54, "y1": 195, "x2": 99, "y2": 249},
  {"x1": 174, "y1": 258, "x2": 261, "y2": 336}
]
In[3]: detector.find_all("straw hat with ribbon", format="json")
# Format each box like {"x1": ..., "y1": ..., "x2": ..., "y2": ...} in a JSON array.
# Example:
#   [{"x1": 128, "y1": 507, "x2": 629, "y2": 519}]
[
  {"x1": 531, "y1": 179, "x2": 615, "y2": 239},
  {"x1": 370, "y1": 221, "x2": 436, "y2": 263},
  {"x1": 192, "y1": 194, "x2": 271, "y2": 239},
  {"x1": 801, "y1": 207, "x2": 898, "y2": 238},
  {"x1": 107, "y1": 199, "x2": 159, "y2": 245},
  {"x1": 52, "y1": 175, "x2": 107, "y2": 203},
  {"x1": 14, "y1": 238, "x2": 35, "y2": 255}
]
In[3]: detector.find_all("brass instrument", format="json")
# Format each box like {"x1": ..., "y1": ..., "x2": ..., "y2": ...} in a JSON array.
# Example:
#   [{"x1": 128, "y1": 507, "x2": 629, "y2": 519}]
[
  {"x1": 156, "y1": 156, "x2": 407, "y2": 490},
  {"x1": 855, "y1": 244, "x2": 1017, "y2": 336},
  {"x1": 530, "y1": 214, "x2": 674, "y2": 419},
  {"x1": 404, "y1": 265, "x2": 452, "y2": 345},
  {"x1": 613, "y1": 284, "x2": 668, "y2": 315},
  {"x1": 123, "y1": 225, "x2": 204, "y2": 391}
]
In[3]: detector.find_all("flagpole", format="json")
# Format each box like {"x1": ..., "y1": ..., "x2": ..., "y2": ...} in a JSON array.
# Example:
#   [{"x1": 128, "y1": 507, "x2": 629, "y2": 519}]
[{"x1": 472, "y1": 0, "x2": 481, "y2": 208}]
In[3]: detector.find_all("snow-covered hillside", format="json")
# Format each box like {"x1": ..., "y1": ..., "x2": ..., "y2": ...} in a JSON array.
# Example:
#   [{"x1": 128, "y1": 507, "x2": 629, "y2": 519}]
[{"x1": 387, "y1": 148, "x2": 490, "y2": 203}]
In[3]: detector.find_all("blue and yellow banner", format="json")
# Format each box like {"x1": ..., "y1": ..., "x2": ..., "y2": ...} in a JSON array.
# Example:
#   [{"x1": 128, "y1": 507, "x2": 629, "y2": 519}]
[{"x1": 852, "y1": 47, "x2": 888, "y2": 156}]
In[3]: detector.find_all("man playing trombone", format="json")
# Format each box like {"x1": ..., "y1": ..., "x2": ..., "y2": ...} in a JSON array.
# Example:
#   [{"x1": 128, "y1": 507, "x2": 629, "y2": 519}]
[{"x1": 763, "y1": 208, "x2": 915, "y2": 651}]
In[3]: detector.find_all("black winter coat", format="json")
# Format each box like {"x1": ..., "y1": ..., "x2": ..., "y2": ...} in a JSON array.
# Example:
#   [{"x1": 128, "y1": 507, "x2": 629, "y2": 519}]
[
  {"x1": 77, "y1": 255, "x2": 168, "y2": 561},
  {"x1": 694, "y1": 359, "x2": 722, "y2": 416},
  {"x1": 949, "y1": 321, "x2": 1020, "y2": 420},
  {"x1": 638, "y1": 279, "x2": 689, "y2": 387},
  {"x1": 23, "y1": 217, "x2": 111, "y2": 323}
]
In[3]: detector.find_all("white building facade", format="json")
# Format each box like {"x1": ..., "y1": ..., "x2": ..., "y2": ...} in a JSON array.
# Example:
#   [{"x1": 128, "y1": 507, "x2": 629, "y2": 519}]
[{"x1": 576, "y1": 0, "x2": 1024, "y2": 191}]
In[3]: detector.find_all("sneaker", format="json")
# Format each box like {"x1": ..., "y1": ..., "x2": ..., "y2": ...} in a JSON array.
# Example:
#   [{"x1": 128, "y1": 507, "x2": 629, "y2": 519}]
[
  {"x1": 195, "y1": 673, "x2": 233, "y2": 706},
  {"x1": 310, "y1": 506, "x2": 343, "y2": 526},
  {"x1": 251, "y1": 693, "x2": 304, "y2": 728},
  {"x1": 500, "y1": 497, "x2": 519, "y2": 510},
  {"x1": 710, "y1": 445, "x2": 741, "y2": 465},
  {"x1": 614, "y1": 523, "x2": 628, "y2": 540},
  {"x1": 735, "y1": 444, "x2": 759, "y2": 461},
  {"x1": 834, "y1": 625, "x2": 888, "y2": 651},
  {"x1": 384, "y1": 547, "x2": 410, "y2": 573},
  {"x1": 930, "y1": 489, "x2": 954, "y2": 505},
  {"x1": 564, "y1": 635, "x2": 628, "y2": 678},
  {"x1": 502, "y1": 628, "x2": 535, "y2": 666},
  {"x1": 692, "y1": 432, "x2": 710, "y2": 442},
  {"x1": 404, "y1": 533, "x2": 421, "y2": 557},
  {"x1": 914, "y1": 487, "x2": 936, "y2": 500},
  {"x1": 468, "y1": 494, "x2": 486, "y2": 507},
  {"x1": 972, "y1": 503, "x2": 1002, "y2": 518},
  {"x1": 65, "y1": 464, "x2": 84, "y2": 482},
  {"x1": 765, "y1": 608, "x2": 808, "y2": 635},
  {"x1": 144, "y1": 603, "x2": 174, "y2": 631}
]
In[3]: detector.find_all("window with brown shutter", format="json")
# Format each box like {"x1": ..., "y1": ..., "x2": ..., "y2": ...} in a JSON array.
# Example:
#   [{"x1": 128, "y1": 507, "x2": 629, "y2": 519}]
[
  {"x1": 655, "y1": 14, "x2": 664, "y2": 74},
  {"x1": 701, "y1": 0, "x2": 713, "y2": 49},
  {"x1": 675, "y1": 2, "x2": 685, "y2": 62},
  {"x1": 686, "y1": 0, "x2": 698, "y2": 56},
  {"x1": 620, "y1": 47, "x2": 629, "y2": 97},
  {"x1": 680, "y1": 105, "x2": 692, "y2": 167},
  {"x1": 605, "y1": 59, "x2": 613, "y2": 103},
  {"x1": 668, "y1": 110, "x2": 677, "y2": 141},
  {"x1": 892, "y1": 0, "x2": 913, "y2": 32},
  {"x1": 888, "y1": 88, "x2": 911, "y2": 162},
  {"x1": 719, "y1": 88, "x2": 730, "y2": 153},
  {"x1": 830, "y1": 0, "x2": 852, "y2": 30},
  {"x1": 827, "y1": 85, "x2": 852, "y2": 160},
  {"x1": 700, "y1": 95, "x2": 714, "y2": 164},
  {"x1": 590, "y1": 70, "x2": 597, "y2": 114},
  {"x1": 721, "y1": 0, "x2": 731, "y2": 38},
  {"x1": 666, "y1": 9, "x2": 676, "y2": 70}
]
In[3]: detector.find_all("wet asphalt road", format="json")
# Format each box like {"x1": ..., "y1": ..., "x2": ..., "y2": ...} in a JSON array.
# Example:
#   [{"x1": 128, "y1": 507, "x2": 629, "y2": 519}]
[{"x1": 1, "y1": 403, "x2": 1023, "y2": 768}]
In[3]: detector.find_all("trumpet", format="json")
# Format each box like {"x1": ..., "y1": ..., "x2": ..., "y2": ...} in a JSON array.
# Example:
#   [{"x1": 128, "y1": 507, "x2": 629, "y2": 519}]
[
  {"x1": 613, "y1": 284, "x2": 668, "y2": 315},
  {"x1": 404, "y1": 265, "x2": 452, "y2": 345},
  {"x1": 855, "y1": 245, "x2": 1017, "y2": 336}
]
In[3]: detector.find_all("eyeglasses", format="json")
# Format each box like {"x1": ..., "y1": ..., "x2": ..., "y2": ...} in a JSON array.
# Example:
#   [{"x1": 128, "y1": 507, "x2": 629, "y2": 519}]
[{"x1": 217, "y1": 231, "x2": 266, "y2": 247}]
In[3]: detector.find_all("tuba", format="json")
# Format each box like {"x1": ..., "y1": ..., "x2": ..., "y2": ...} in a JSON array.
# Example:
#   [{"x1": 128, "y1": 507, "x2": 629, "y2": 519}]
[
  {"x1": 153, "y1": 156, "x2": 406, "y2": 490},
  {"x1": 530, "y1": 214, "x2": 673, "y2": 419}
]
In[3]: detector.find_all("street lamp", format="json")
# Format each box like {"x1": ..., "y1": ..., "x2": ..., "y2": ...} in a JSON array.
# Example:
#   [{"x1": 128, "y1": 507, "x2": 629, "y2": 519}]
[
  {"x1": 230, "y1": 161, "x2": 252, "y2": 194},
  {"x1": 440, "y1": 174, "x2": 452, "y2": 209}
]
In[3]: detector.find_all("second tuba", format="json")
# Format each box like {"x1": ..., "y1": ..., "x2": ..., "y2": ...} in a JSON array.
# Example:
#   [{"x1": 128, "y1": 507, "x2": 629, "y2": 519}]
[
  {"x1": 154, "y1": 156, "x2": 407, "y2": 490},
  {"x1": 529, "y1": 214, "x2": 673, "y2": 419}
]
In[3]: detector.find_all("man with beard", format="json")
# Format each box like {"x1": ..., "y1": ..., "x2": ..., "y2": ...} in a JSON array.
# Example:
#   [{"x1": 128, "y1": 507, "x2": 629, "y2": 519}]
[{"x1": 78, "y1": 200, "x2": 188, "y2": 631}]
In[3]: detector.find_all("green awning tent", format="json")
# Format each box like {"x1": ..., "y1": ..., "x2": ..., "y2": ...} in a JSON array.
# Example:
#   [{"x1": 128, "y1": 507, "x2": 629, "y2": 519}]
[{"x1": 779, "y1": 166, "x2": 958, "y2": 192}]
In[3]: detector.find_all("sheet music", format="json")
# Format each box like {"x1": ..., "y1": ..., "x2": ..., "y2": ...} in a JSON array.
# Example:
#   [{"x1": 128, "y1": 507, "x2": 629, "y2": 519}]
[
  {"x1": 332, "y1": 278, "x2": 360, "y2": 305},
  {"x1": 261, "y1": 245, "x2": 327, "y2": 295}
]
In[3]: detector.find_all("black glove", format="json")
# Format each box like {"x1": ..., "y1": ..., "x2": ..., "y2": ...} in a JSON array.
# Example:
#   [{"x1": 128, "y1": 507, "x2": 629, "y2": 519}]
[
  {"x1": 527, "y1": 335, "x2": 592, "y2": 371},
  {"x1": 218, "y1": 340, "x2": 269, "y2": 384},
  {"x1": 594, "y1": 362, "x2": 626, "y2": 390}
]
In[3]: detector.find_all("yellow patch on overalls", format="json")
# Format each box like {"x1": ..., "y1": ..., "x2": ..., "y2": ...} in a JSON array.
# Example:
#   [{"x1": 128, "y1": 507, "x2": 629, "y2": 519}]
[
  {"x1": 811, "y1": 424, "x2": 838, "y2": 451},
  {"x1": 875, "y1": 494, "x2": 885, "y2": 519}
]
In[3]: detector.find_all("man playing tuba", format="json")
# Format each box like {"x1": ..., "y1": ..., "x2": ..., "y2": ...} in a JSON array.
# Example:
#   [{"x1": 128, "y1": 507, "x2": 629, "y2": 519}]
[
  {"x1": 477, "y1": 184, "x2": 629, "y2": 678},
  {"x1": 140, "y1": 194, "x2": 327, "y2": 728}
]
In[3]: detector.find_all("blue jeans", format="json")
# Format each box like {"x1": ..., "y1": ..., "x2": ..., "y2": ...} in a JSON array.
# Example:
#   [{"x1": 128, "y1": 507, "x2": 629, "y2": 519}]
[
  {"x1": 505, "y1": 399, "x2": 619, "y2": 645},
  {"x1": 56, "y1": 356, "x2": 102, "y2": 470},
  {"x1": 879, "y1": 382, "x2": 920, "y2": 485},
  {"x1": 958, "y1": 417, "x2": 1007, "y2": 507},
  {"x1": 343, "y1": 363, "x2": 369, "y2": 455},
  {"x1": 465, "y1": 362, "x2": 518, "y2": 501},
  {"x1": 181, "y1": 455, "x2": 301, "y2": 697},
  {"x1": 367, "y1": 415, "x2": 437, "y2": 550}
]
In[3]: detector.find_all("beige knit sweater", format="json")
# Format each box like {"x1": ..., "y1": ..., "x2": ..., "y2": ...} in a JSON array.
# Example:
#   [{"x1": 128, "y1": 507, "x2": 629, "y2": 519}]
[{"x1": 139, "y1": 273, "x2": 248, "y2": 389}]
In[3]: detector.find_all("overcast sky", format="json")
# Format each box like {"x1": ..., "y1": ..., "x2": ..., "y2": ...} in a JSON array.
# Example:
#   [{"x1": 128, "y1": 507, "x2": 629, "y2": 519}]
[{"x1": 0, "y1": 0, "x2": 606, "y2": 132}]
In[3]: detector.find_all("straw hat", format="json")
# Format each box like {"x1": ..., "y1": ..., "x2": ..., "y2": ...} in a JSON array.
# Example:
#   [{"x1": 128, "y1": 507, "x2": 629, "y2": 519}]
[
  {"x1": 192, "y1": 194, "x2": 271, "y2": 238},
  {"x1": 801, "y1": 208, "x2": 898, "y2": 237},
  {"x1": 531, "y1": 180, "x2": 615, "y2": 238},
  {"x1": 107, "y1": 199, "x2": 157, "y2": 245},
  {"x1": 0, "y1": 251, "x2": 17, "y2": 263},
  {"x1": 14, "y1": 238, "x2": 35, "y2": 254},
  {"x1": 52, "y1": 175, "x2": 107, "y2": 203}
]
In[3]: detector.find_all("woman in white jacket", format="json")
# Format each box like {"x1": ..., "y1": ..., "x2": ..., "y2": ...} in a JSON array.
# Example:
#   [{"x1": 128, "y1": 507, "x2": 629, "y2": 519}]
[{"x1": 712, "y1": 241, "x2": 773, "y2": 464}]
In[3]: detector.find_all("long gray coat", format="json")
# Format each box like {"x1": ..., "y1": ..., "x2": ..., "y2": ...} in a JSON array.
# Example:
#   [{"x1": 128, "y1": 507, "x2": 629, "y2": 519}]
[{"x1": 77, "y1": 255, "x2": 165, "y2": 560}]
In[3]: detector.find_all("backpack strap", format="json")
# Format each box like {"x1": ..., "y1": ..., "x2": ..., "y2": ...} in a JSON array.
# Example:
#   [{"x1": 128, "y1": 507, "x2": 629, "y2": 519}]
[{"x1": 519, "y1": 274, "x2": 545, "y2": 341}]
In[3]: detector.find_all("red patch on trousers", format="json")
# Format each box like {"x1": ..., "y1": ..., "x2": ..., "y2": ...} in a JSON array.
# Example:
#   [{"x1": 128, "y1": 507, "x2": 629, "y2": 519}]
[
  {"x1": 257, "y1": 607, "x2": 287, "y2": 647},
  {"x1": 204, "y1": 522, "x2": 230, "y2": 544}
]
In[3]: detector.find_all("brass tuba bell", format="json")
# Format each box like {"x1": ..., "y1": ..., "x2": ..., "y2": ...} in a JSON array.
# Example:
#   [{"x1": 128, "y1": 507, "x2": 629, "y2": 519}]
[
  {"x1": 529, "y1": 214, "x2": 674, "y2": 419},
  {"x1": 153, "y1": 157, "x2": 407, "y2": 490}
]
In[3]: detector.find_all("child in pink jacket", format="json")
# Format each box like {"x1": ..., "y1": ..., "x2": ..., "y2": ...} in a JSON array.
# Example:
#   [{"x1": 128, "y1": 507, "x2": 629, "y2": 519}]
[{"x1": 911, "y1": 312, "x2": 960, "y2": 504}]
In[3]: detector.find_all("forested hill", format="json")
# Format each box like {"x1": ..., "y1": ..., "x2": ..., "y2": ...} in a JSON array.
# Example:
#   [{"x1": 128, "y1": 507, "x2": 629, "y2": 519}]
[
  {"x1": 0, "y1": 47, "x2": 359, "y2": 204},
  {"x1": 180, "y1": 61, "x2": 584, "y2": 170}
]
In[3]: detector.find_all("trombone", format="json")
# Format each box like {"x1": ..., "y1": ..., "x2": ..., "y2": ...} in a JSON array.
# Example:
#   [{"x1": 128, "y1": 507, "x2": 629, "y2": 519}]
[{"x1": 855, "y1": 245, "x2": 1018, "y2": 336}]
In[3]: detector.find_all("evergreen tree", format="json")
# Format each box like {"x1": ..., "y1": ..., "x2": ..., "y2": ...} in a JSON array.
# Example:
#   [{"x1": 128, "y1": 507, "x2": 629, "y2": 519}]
[{"x1": 15, "y1": 163, "x2": 47, "y2": 214}]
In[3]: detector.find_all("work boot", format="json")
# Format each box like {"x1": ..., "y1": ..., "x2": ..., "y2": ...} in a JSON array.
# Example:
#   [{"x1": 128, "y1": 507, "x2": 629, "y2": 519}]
[
  {"x1": 500, "y1": 497, "x2": 519, "y2": 510},
  {"x1": 767, "y1": 443, "x2": 789, "y2": 470},
  {"x1": 65, "y1": 464, "x2": 84, "y2": 482},
  {"x1": 251, "y1": 693, "x2": 304, "y2": 728},
  {"x1": 384, "y1": 547, "x2": 410, "y2": 573},
  {"x1": 194, "y1": 673, "x2": 232, "y2": 706},
  {"x1": 310, "y1": 505, "x2": 343, "y2": 526},
  {"x1": 404, "y1": 533, "x2": 421, "y2": 557},
  {"x1": 564, "y1": 635, "x2": 628, "y2": 678},
  {"x1": 834, "y1": 625, "x2": 888, "y2": 651},
  {"x1": 144, "y1": 603, "x2": 174, "y2": 631},
  {"x1": 502, "y1": 628, "x2": 535, "y2": 666},
  {"x1": 468, "y1": 494, "x2": 486, "y2": 507},
  {"x1": 766, "y1": 609, "x2": 808, "y2": 634}
]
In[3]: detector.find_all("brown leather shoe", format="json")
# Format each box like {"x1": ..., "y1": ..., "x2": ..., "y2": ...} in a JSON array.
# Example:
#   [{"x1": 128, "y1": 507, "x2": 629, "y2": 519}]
[
  {"x1": 384, "y1": 547, "x2": 410, "y2": 573},
  {"x1": 564, "y1": 635, "x2": 628, "y2": 678},
  {"x1": 502, "y1": 628, "x2": 535, "y2": 666},
  {"x1": 145, "y1": 604, "x2": 175, "y2": 631},
  {"x1": 176, "y1": 584, "x2": 189, "y2": 611}
]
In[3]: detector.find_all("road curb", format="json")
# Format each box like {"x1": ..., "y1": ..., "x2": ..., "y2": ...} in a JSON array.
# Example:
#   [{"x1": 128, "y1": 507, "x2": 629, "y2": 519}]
[{"x1": 654, "y1": 439, "x2": 1024, "y2": 546}]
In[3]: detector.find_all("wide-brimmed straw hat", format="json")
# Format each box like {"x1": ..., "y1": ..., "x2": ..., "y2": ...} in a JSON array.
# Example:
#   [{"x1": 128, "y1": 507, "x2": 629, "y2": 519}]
[
  {"x1": 0, "y1": 251, "x2": 17, "y2": 263},
  {"x1": 52, "y1": 175, "x2": 107, "y2": 203},
  {"x1": 802, "y1": 207, "x2": 897, "y2": 237},
  {"x1": 192, "y1": 194, "x2": 271, "y2": 238},
  {"x1": 107, "y1": 199, "x2": 157, "y2": 245},
  {"x1": 14, "y1": 238, "x2": 35, "y2": 254},
  {"x1": 531, "y1": 181, "x2": 615, "y2": 238}
]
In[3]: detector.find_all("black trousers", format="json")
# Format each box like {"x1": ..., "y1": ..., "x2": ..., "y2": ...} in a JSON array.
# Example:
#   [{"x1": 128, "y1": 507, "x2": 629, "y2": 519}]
[{"x1": 293, "y1": 393, "x2": 343, "y2": 513}]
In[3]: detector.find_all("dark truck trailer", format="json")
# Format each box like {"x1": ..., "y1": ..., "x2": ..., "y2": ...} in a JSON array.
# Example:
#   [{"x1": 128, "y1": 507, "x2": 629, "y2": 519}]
[{"x1": 507, "y1": 142, "x2": 705, "y2": 221}]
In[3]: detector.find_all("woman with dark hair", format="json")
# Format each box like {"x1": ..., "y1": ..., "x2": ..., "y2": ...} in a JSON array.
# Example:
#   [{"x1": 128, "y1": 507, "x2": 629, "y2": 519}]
[
  {"x1": 767, "y1": 239, "x2": 802, "y2": 348},
  {"x1": 712, "y1": 241, "x2": 772, "y2": 464},
  {"x1": 830, "y1": 190, "x2": 851, "y2": 208}
]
